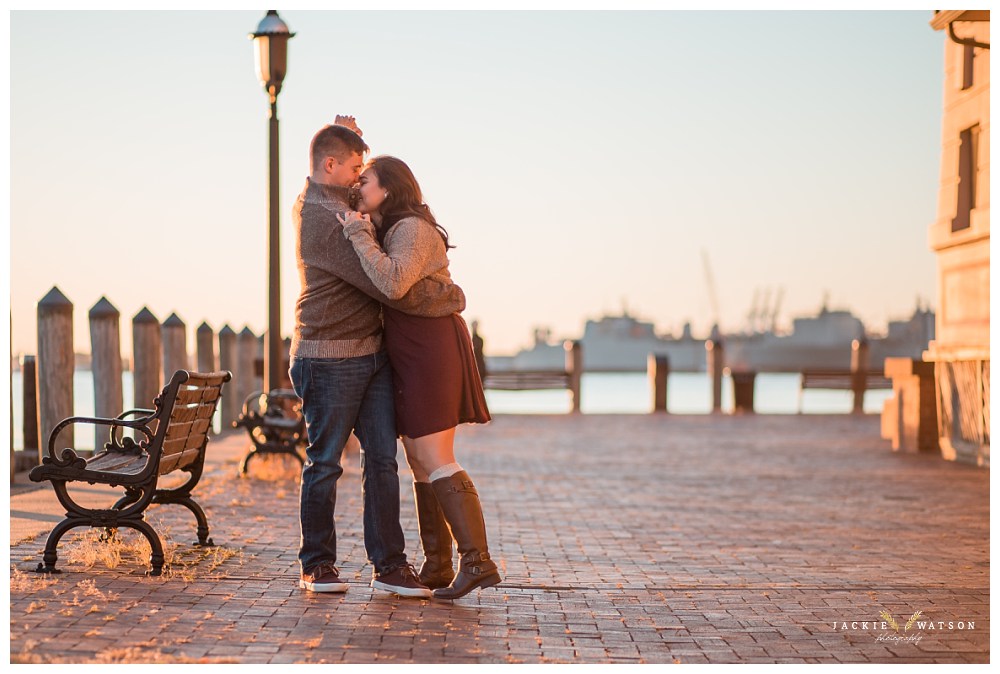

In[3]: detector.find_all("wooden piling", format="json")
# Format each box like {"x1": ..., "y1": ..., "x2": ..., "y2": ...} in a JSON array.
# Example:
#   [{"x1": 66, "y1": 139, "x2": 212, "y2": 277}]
[
  {"x1": 471, "y1": 320, "x2": 487, "y2": 379},
  {"x1": 565, "y1": 340, "x2": 583, "y2": 413},
  {"x1": 37, "y1": 287, "x2": 74, "y2": 458},
  {"x1": 196, "y1": 321, "x2": 216, "y2": 373},
  {"x1": 20, "y1": 355, "x2": 40, "y2": 459},
  {"x1": 218, "y1": 325, "x2": 238, "y2": 428},
  {"x1": 282, "y1": 336, "x2": 292, "y2": 389},
  {"x1": 132, "y1": 307, "x2": 162, "y2": 410},
  {"x1": 648, "y1": 354, "x2": 669, "y2": 413},
  {"x1": 89, "y1": 297, "x2": 122, "y2": 451},
  {"x1": 730, "y1": 370, "x2": 757, "y2": 414},
  {"x1": 237, "y1": 326, "x2": 258, "y2": 414},
  {"x1": 706, "y1": 339, "x2": 724, "y2": 413},
  {"x1": 162, "y1": 312, "x2": 188, "y2": 381},
  {"x1": 851, "y1": 338, "x2": 869, "y2": 414}
]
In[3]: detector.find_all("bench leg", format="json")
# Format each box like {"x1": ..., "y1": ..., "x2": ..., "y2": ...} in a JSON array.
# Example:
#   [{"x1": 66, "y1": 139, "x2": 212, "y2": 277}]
[
  {"x1": 173, "y1": 496, "x2": 215, "y2": 547},
  {"x1": 238, "y1": 448, "x2": 256, "y2": 476},
  {"x1": 34, "y1": 519, "x2": 90, "y2": 574},
  {"x1": 118, "y1": 519, "x2": 166, "y2": 576},
  {"x1": 113, "y1": 487, "x2": 144, "y2": 511}
]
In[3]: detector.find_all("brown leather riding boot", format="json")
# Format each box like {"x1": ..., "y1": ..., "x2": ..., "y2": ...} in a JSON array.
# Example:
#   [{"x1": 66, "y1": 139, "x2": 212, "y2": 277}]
[
  {"x1": 430, "y1": 471, "x2": 501, "y2": 600},
  {"x1": 413, "y1": 481, "x2": 455, "y2": 589}
]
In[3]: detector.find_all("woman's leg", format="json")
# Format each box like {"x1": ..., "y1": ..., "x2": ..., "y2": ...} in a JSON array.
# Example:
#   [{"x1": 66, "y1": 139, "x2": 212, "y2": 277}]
[
  {"x1": 405, "y1": 428, "x2": 501, "y2": 600},
  {"x1": 403, "y1": 428, "x2": 457, "y2": 477},
  {"x1": 403, "y1": 435, "x2": 455, "y2": 589}
]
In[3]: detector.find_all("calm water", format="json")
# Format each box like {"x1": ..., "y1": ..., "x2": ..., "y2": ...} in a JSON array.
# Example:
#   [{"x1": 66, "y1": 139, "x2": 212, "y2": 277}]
[{"x1": 11, "y1": 371, "x2": 890, "y2": 451}]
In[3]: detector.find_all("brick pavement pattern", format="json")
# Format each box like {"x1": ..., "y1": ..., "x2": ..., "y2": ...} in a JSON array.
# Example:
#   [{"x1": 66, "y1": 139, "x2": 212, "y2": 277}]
[{"x1": 9, "y1": 415, "x2": 989, "y2": 663}]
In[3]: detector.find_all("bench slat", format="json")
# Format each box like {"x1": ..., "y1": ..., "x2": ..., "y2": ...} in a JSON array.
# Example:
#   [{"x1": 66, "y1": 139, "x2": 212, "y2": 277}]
[
  {"x1": 801, "y1": 370, "x2": 892, "y2": 391},
  {"x1": 175, "y1": 386, "x2": 222, "y2": 406},
  {"x1": 182, "y1": 371, "x2": 230, "y2": 387},
  {"x1": 484, "y1": 371, "x2": 571, "y2": 391},
  {"x1": 159, "y1": 447, "x2": 203, "y2": 474},
  {"x1": 86, "y1": 451, "x2": 147, "y2": 475}
]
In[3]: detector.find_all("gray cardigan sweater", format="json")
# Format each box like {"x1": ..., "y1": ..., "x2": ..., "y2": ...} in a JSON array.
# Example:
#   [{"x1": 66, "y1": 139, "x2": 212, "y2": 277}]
[
  {"x1": 342, "y1": 215, "x2": 452, "y2": 301},
  {"x1": 291, "y1": 178, "x2": 465, "y2": 359}
]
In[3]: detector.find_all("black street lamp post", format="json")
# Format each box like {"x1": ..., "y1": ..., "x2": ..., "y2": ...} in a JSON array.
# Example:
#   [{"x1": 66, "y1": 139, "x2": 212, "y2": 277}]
[{"x1": 250, "y1": 10, "x2": 294, "y2": 393}]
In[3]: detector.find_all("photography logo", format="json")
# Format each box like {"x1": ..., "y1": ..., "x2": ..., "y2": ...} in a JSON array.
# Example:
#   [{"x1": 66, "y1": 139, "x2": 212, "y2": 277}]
[{"x1": 834, "y1": 609, "x2": 976, "y2": 644}]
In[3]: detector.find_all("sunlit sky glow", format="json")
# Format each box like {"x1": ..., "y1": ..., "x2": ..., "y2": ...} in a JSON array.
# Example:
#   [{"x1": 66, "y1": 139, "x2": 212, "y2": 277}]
[{"x1": 10, "y1": 9, "x2": 945, "y2": 357}]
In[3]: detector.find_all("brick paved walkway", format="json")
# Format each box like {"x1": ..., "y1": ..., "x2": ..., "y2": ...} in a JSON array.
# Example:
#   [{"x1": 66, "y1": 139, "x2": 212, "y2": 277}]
[{"x1": 9, "y1": 415, "x2": 989, "y2": 663}]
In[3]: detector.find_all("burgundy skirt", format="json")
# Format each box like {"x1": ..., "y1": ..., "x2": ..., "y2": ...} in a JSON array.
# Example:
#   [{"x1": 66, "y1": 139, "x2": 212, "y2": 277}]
[{"x1": 382, "y1": 309, "x2": 492, "y2": 439}]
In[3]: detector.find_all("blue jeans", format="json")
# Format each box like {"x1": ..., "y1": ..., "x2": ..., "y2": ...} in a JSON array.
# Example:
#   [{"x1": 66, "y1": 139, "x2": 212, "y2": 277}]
[{"x1": 290, "y1": 351, "x2": 407, "y2": 575}]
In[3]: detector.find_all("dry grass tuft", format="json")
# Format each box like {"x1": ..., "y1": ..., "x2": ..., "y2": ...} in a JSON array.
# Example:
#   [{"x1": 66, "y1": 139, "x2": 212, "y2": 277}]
[
  {"x1": 10, "y1": 565, "x2": 59, "y2": 593},
  {"x1": 246, "y1": 453, "x2": 303, "y2": 482},
  {"x1": 43, "y1": 521, "x2": 241, "y2": 580}
]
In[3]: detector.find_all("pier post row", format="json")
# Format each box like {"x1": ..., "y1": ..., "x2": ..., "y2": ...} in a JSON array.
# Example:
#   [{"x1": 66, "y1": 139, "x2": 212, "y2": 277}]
[
  {"x1": 162, "y1": 313, "x2": 189, "y2": 383},
  {"x1": 132, "y1": 307, "x2": 163, "y2": 412},
  {"x1": 850, "y1": 338, "x2": 870, "y2": 414},
  {"x1": 236, "y1": 327, "x2": 259, "y2": 415},
  {"x1": 37, "y1": 287, "x2": 75, "y2": 458},
  {"x1": 197, "y1": 321, "x2": 217, "y2": 373},
  {"x1": 218, "y1": 325, "x2": 239, "y2": 429},
  {"x1": 89, "y1": 297, "x2": 123, "y2": 453},
  {"x1": 566, "y1": 340, "x2": 583, "y2": 414},
  {"x1": 706, "y1": 338, "x2": 724, "y2": 414},
  {"x1": 20, "y1": 355, "x2": 40, "y2": 461},
  {"x1": 648, "y1": 354, "x2": 669, "y2": 413}
]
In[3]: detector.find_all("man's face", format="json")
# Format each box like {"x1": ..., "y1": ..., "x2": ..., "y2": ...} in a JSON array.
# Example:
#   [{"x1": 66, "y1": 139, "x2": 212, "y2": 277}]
[
  {"x1": 326, "y1": 152, "x2": 364, "y2": 187},
  {"x1": 356, "y1": 169, "x2": 386, "y2": 215}
]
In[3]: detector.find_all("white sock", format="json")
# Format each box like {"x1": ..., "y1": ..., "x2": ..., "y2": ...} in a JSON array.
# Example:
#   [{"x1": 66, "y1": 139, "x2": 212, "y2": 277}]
[{"x1": 428, "y1": 463, "x2": 463, "y2": 482}]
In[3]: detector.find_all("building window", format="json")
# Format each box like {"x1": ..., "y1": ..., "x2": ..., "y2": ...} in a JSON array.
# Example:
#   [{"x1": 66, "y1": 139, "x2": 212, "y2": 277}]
[
  {"x1": 962, "y1": 44, "x2": 975, "y2": 90},
  {"x1": 952, "y1": 124, "x2": 980, "y2": 232}
]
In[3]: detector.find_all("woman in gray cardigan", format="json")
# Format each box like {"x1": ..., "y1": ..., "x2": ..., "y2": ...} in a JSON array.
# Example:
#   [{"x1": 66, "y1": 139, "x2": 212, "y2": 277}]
[{"x1": 338, "y1": 156, "x2": 499, "y2": 600}]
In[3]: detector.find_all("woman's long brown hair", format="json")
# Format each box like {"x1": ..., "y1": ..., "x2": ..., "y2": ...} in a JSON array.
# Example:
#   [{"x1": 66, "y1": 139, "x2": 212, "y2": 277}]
[{"x1": 367, "y1": 155, "x2": 454, "y2": 249}]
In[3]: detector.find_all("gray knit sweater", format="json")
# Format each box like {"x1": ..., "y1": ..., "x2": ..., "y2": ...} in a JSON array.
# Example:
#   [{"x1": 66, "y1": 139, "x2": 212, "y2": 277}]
[
  {"x1": 291, "y1": 178, "x2": 465, "y2": 359},
  {"x1": 342, "y1": 215, "x2": 452, "y2": 301}
]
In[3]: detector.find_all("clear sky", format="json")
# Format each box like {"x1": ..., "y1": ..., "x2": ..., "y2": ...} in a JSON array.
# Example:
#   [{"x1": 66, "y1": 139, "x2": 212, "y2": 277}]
[{"x1": 10, "y1": 10, "x2": 944, "y2": 358}]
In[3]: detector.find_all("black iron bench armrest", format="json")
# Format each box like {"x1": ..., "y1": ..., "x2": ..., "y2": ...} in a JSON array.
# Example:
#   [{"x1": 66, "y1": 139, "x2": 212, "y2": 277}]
[{"x1": 43, "y1": 415, "x2": 156, "y2": 469}]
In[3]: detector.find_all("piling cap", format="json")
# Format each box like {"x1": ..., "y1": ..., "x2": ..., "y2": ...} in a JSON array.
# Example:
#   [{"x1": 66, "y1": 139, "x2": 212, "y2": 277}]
[
  {"x1": 163, "y1": 312, "x2": 185, "y2": 328},
  {"x1": 239, "y1": 326, "x2": 257, "y2": 338},
  {"x1": 38, "y1": 286, "x2": 73, "y2": 314},
  {"x1": 219, "y1": 324, "x2": 236, "y2": 336},
  {"x1": 133, "y1": 306, "x2": 159, "y2": 324},
  {"x1": 89, "y1": 296, "x2": 120, "y2": 319},
  {"x1": 197, "y1": 321, "x2": 213, "y2": 333}
]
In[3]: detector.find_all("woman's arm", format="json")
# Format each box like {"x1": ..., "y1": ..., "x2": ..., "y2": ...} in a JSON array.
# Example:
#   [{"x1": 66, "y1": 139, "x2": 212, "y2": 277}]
[{"x1": 341, "y1": 215, "x2": 448, "y2": 301}]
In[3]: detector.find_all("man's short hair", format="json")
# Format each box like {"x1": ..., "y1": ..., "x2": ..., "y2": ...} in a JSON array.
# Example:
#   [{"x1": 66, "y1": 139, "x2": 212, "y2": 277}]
[{"x1": 310, "y1": 124, "x2": 369, "y2": 171}]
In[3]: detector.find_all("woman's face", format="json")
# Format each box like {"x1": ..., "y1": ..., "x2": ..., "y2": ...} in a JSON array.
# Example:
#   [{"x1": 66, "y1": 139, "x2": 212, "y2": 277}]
[{"x1": 356, "y1": 169, "x2": 387, "y2": 215}]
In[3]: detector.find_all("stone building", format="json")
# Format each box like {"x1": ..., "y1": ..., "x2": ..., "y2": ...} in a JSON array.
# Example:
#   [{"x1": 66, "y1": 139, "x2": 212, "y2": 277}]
[{"x1": 926, "y1": 11, "x2": 990, "y2": 465}]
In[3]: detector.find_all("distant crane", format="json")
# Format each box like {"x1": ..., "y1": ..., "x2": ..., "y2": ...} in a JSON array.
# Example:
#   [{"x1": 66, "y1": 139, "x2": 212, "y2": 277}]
[
  {"x1": 746, "y1": 288, "x2": 760, "y2": 334},
  {"x1": 770, "y1": 287, "x2": 784, "y2": 332},
  {"x1": 758, "y1": 287, "x2": 772, "y2": 333},
  {"x1": 701, "y1": 249, "x2": 721, "y2": 333}
]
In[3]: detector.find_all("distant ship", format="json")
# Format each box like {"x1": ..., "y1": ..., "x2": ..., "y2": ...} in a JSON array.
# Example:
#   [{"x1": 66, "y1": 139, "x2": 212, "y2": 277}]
[
  {"x1": 725, "y1": 303, "x2": 935, "y2": 372},
  {"x1": 486, "y1": 303, "x2": 935, "y2": 374},
  {"x1": 486, "y1": 311, "x2": 706, "y2": 373}
]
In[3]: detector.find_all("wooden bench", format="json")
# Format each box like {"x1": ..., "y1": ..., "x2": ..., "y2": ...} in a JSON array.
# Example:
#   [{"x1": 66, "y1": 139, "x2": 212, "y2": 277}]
[
  {"x1": 478, "y1": 340, "x2": 584, "y2": 412},
  {"x1": 233, "y1": 388, "x2": 306, "y2": 475},
  {"x1": 800, "y1": 369, "x2": 892, "y2": 391},
  {"x1": 799, "y1": 368, "x2": 891, "y2": 412},
  {"x1": 28, "y1": 370, "x2": 231, "y2": 576}
]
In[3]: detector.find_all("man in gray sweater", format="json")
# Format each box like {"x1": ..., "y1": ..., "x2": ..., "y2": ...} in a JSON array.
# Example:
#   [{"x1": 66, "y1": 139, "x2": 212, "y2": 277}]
[{"x1": 290, "y1": 121, "x2": 466, "y2": 597}]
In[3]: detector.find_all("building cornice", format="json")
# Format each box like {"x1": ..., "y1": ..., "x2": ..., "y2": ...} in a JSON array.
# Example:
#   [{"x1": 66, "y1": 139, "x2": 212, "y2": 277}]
[{"x1": 930, "y1": 10, "x2": 990, "y2": 31}]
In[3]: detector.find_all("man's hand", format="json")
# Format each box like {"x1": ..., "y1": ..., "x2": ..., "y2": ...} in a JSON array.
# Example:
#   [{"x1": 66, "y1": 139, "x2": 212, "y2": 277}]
[
  {"x1": 337, "y1": 211, "x2": 375, "y2": 238},
  {"x1": 334, "y1": 115, "x2": 363, "y2": 137}
]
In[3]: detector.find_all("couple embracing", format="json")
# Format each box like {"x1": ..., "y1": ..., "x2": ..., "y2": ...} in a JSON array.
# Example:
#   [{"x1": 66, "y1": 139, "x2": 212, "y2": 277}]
[{"x1": 289, "y1": 117, "x2": 499, "y2": 601}]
